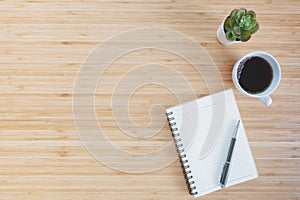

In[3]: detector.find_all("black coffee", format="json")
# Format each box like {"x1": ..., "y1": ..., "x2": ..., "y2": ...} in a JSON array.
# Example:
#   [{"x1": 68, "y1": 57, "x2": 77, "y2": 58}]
[{"x1": 237, "y1": 56, "x2": 273, "y2": 94}]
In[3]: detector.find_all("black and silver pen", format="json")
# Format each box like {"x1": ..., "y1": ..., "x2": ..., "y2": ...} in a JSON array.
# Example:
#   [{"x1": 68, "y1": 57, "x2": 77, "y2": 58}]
[{"x1": 220, "y1": 120, "x2": 240, "y2": 188}]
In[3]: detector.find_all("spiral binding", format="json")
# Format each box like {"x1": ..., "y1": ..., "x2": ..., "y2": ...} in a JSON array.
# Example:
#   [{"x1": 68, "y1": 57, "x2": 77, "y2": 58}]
[{"x1": 166, "y1": 111, "x2": 198, "y2": 196}]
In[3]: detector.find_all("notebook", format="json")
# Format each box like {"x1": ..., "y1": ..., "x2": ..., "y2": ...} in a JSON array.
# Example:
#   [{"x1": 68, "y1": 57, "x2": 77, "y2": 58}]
[{"x1": 166, "y1": 89, "x2": 258, "y2": 198}]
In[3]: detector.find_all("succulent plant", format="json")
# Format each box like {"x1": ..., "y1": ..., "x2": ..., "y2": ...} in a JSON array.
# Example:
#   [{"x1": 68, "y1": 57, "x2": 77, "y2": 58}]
[{"x1": 224, "y1": 8, "x2": 259, "y2": 42}]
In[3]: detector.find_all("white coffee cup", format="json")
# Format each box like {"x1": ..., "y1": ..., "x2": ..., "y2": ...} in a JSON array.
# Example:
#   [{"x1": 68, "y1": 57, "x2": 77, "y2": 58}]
[{"x1": 232, "y1": 51, "x2": 281, "y2": 106}]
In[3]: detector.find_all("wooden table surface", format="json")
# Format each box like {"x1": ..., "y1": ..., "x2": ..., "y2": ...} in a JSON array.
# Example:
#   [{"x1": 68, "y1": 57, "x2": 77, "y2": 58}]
[{"x1": 1, "y1": 0, "x2": 299, "y2": 199}]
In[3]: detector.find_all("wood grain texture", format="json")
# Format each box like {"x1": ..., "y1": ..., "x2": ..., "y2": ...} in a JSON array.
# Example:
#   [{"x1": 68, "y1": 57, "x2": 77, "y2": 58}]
[{"x1": 0, "y1": 0, "x2": 299, "y2": 199}]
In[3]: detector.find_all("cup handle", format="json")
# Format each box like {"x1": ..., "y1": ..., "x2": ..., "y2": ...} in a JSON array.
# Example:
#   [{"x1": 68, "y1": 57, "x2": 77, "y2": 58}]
[{"x1": 259, "y1": 96, "x2": 272, "y2": 106}]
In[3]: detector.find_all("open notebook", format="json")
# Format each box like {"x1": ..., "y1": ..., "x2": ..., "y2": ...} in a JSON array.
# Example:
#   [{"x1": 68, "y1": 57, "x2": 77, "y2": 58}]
[{"x1": 166, "y1": 89, "x2": 258, "y2": 198}]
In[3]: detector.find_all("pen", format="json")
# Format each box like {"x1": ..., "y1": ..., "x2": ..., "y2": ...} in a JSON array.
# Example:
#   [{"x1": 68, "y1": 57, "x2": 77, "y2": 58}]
[{"x1": 220, "y1": 120, "x2": 240, "y2": 188}]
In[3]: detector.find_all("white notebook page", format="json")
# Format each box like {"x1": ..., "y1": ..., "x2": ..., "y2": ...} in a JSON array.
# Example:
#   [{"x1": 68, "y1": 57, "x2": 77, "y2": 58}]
[{"x1": 167, "y1": 89, "x2": 258, "y2": 197}]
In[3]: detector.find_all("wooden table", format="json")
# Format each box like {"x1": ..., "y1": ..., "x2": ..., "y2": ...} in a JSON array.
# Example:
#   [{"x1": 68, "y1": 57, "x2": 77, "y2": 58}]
[{"x1": 0, "y1": 1, "x2": 299, "y2": 199}]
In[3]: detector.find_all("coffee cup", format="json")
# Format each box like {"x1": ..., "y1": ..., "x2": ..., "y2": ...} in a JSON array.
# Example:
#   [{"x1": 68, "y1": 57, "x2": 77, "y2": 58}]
[{"x1": 232, "y1": 51, "x2": 281, "y2": 106}]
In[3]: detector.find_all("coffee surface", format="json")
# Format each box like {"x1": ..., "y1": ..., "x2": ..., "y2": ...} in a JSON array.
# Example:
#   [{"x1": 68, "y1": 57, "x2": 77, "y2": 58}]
[{"x1": 237, "y1": 56, "x2": 273, "y2": 94}]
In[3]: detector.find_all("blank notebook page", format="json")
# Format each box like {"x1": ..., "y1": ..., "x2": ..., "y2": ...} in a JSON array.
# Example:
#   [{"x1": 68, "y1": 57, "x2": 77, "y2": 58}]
[{"x1": 166, "y1": 89, "x2": 258, "y2": 197}]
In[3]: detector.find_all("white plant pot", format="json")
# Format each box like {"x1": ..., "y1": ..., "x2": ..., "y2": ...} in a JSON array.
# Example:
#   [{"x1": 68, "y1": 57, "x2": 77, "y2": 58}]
[{"x1": 216, "y1": 17, "x2": 238, "y2": 45}]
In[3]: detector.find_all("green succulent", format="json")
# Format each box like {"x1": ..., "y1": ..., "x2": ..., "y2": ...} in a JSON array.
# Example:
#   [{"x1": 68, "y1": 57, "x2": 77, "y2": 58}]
[{"x1": 224, "y1": 8, "x2": 259, "y2": 42}]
